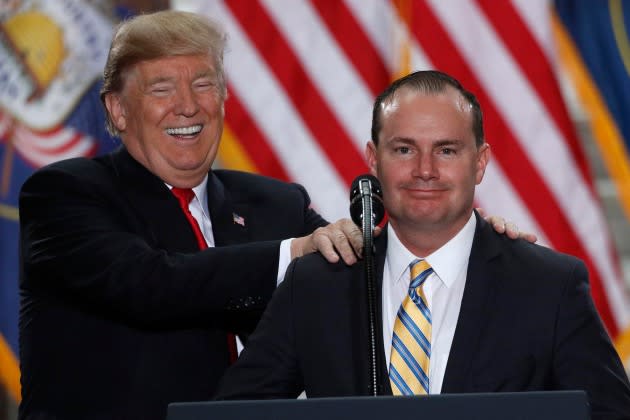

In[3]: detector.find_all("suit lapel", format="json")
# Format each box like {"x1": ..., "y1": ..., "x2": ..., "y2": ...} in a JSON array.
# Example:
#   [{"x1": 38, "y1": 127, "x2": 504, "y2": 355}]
[
  {"x1": 206, "y1": 172, "x2": 250, "y2": 246},
  {"x1": 441, "y1": 212, "x2": 501, "y2": 393},
  {"x1": 109, "y1": 147, "x2": 199, "y2": 252}
]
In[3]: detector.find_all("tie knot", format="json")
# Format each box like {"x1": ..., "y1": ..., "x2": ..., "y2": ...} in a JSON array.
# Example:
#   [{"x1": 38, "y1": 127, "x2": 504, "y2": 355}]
[
  {"x1": 171, "y1": 187, "x2": 195, "y2": 206},
  {"x1": 409, "y1": 259, "x2": 433, "y2": 289}
]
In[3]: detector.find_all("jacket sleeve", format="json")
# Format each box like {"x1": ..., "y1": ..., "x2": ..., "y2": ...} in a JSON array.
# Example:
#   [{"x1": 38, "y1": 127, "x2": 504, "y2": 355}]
[
  {"x1": 552, "y1": 259, "x2": 630, "y2": 419},
  {"x1": 18, "y1": 163, "x2": 309, "y2": 329},
  {"x1": 215, "y1": 258, "x2": 304, "y2": 399}
]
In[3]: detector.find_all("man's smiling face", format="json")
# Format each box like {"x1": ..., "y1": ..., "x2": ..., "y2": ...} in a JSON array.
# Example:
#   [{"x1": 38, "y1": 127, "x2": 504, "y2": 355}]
[{"x1": 105, "y1": 54, "x2": 225, "y2": 187}]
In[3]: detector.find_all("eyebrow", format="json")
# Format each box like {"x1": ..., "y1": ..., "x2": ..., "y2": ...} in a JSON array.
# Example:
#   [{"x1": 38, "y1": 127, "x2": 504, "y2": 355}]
[
  {"x1": 146, "y1": 76, "x2": 175, "y2": 86},
  {"x1": 388, "y1": 137, "x2": 464, "y2": 146},
  {"x1": 193, "y1": 70, "x2": 216, "y2": 80},
  {"x1": 146, "y1": 70, "x2": 216, "y2": 86},
  {"x1": 388, "y1": 137, "x2": 416, "y2": 145},
  {"x1": 433, "y1": 139, "x2": 464, "y2": 147}
]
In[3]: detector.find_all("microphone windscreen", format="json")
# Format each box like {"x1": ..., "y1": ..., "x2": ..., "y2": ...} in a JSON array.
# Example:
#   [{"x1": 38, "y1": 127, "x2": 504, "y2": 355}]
[{"x1": 349, "y1": 174, "x2": 384, "y2": 226}]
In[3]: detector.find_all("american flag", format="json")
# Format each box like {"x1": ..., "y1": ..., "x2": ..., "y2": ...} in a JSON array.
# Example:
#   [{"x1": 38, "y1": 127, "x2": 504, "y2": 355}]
[
  {"x1": 178, "y1": 0, "x2": 630, "y2": 361},
  {"x1": 233, "y1": 212, "x2": 246, "y2": 227}
]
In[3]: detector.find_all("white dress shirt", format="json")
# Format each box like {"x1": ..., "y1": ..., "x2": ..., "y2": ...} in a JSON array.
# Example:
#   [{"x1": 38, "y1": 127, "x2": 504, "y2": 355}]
[
  {"x1": 168, "y1": 175, "x2": 293, "y2": 353},
  {"x1": 382, "y1": 213, "x2": 476, "y2": 394},
  {"x1": 187, "y1": 176, "x2": 216, "y2": 247},
  {"x1": 167, "y1": 175, "x2": 292, "y2": 285}
]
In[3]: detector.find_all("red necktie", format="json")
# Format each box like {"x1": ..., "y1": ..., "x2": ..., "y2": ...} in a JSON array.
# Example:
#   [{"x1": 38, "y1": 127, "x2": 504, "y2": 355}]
[{"x1": 171, "y1": 187, "x2": 238, "y2": 364}]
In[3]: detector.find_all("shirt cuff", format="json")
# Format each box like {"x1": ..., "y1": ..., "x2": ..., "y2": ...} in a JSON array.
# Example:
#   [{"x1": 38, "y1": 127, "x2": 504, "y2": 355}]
[{"x1": 277, "y1": 238, "x2": 294, "y2": 286}]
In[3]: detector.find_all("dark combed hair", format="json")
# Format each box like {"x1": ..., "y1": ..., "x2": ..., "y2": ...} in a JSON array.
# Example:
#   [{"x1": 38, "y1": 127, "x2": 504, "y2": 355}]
[{"x1": 371, "y1": 70, "x2": 484, "y2": 146}]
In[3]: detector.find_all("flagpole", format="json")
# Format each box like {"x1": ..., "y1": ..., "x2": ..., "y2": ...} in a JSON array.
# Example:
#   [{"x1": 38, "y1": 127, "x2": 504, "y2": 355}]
[{"x1": 393, "y1": 0, "x2": 412, "y2": 81}]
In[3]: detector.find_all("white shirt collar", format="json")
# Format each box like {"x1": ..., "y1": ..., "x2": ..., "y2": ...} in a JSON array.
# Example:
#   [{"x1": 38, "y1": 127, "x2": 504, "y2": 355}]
[
  {"x1": 166, "y1": 174, "x2": 210, "y2": 217},
  {"x1": 386, "y1": 212, "x2": 477, "y2": 288},
  {"x1": 191, "y1": 175, "x2": 210, "y2": 217}
]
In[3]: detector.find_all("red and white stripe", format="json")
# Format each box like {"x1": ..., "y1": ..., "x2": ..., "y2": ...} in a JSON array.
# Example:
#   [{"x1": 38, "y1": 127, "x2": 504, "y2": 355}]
[
  {"x1": 0, "y1": 111, "x2": 98, "y2": 168},
  {"x1": 182, "y1": 0, "x2": 630, "y2": 339}
]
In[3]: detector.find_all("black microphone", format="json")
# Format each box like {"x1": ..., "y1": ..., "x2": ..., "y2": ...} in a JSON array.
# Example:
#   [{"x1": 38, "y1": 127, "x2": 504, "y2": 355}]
[
  {"x1": 349, "y1": 174, "x2": 385, "y2": 396},
  {"x1": 349, "y1": 174, "x2": 385, "y2": 228}
]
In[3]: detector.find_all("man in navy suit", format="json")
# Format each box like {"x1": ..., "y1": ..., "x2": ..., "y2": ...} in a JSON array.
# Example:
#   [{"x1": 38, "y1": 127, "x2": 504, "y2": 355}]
[{"x1": 216, "y1": 70, "x2": 630, "y2": 419}]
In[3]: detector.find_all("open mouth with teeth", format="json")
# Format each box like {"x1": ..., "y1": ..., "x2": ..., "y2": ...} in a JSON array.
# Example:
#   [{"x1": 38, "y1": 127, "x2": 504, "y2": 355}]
[{"x1": 165, "y1": 124, "x2": 203, "y2": 136}]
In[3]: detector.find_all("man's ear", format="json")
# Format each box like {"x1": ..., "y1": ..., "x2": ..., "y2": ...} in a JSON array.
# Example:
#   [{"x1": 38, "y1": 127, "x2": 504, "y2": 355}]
[
  {"x1": 475, "y1": 142, "x2": 491, "y2": 185},
  {"x1": 104, "y1": 93, "x2": 127, "y2": 132},
  {"x1": 365, "y1": 141, "x2": 378, "y2": 177}
]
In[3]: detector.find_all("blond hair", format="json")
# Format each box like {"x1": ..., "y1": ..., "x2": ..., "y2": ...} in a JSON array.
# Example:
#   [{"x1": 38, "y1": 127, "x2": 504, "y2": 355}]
[{"x1": 100, "y1": 10, "x2": 227, "y2": 136}]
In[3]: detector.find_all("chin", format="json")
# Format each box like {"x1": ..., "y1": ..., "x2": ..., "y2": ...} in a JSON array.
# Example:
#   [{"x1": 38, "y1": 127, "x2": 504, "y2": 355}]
[{"x1": 168, "y1": 158, "x2": 207, "y2": 174}]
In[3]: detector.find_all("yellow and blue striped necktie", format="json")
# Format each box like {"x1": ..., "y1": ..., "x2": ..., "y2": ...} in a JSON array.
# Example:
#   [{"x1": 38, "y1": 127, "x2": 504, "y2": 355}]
[{"x1": 389, "y1": 259, "x2": 433, "y2": 395}]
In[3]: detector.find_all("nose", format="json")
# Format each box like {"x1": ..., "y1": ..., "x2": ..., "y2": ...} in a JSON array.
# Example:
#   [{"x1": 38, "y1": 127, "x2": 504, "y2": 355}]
[
  {"x1": 412, "y1": 152, "x2": 438, "y2": 180},
  {"x1": 175, "y1": 87, "x2": 199, "y2": 117}
]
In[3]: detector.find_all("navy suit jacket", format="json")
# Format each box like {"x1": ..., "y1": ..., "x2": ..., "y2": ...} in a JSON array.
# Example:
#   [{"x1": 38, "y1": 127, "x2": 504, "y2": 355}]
[
  {"x1": 217, "y1": 212, "x2": 630, "y2": 420},
  {"x1": 18, "y1": 146, "x2": 327, "y2": 419}
]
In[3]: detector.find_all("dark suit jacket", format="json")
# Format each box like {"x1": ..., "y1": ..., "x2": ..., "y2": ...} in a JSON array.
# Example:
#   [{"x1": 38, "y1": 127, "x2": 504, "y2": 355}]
[
  {"x1": 18, "y1": 146, "x2": 327, "y2": 420},
  {"x1": 217, "y1": 212, "x2": 630, "y2": 419}
]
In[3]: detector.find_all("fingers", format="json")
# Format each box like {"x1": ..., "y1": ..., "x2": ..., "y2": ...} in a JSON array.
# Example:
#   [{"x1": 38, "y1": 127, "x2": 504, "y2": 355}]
[
  {"x1": 313, "y1": 219, "x2": 362, "y2": 265},
  {"x1": 339, "y1": 219, "x2": 364, "y2": 258},
  {"x1": 475, "y1": 207, "x2": 487, "y2": 218},
  {"x1": 311, "y1": 227, "x2": 343, "y2": 263},
  {"x1": 294, "y1": 219, "x2": 363, "y2": 265},
  {"x1": 520, "y1": 232, "x2": 538, "y2": 243},
  {"x1": 492, "y1": 217, "x2": 538, "y2": 243},
  {"x1": 504, "y1": 221, "x2": 520, "y2": 239},
  {"x1": 291, "y1": 231, "x2": 342, "y2": 263},
  {"x1": 499, "y1": 219, "x2": 538, "y2": 242},
  {"x1": 485, "y1": 215, "x2": 507, "y2": 234},
  {"x1": 483, "y1": 214, "x2": 538, "y2": 243}
]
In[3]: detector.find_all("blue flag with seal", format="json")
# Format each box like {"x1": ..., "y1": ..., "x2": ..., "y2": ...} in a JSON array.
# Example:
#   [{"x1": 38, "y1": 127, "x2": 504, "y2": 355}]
[
  {"x1": 553, "y1": 0, "x2": 630, "y2": 365},
  {"x1": 0, "y1": 0, "x2": 118, "y2": 402}
]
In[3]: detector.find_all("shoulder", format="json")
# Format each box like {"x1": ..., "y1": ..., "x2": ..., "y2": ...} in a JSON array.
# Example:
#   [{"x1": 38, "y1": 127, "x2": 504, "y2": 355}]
[
  {"x1": 479, "y1": 216, "x2": 582, "y2": 266},
  {"x1": 500, "y1": 236, "x2": 583, "y2": 275},
  {"x1": 475, "y1": 218, "x2": 587, "y2": 287},
  {"x1": 213, "y1": 169, "x2": 310, "y2": 203},
  {"x1": 22, "y1": 154, "x2": 114, "y2": 193},
  {"x1": 283, "y1": 252, "x2": 361, "y2": 294},
  {"x1": 33, "y1": 155, "x2": 108, "y2": 176},
  {"x1": 214, "y1": 169, "x2": 304, "y2": 192},
  {"x1": 292, "y1": 252, "x2": 355, "y2": 274}
]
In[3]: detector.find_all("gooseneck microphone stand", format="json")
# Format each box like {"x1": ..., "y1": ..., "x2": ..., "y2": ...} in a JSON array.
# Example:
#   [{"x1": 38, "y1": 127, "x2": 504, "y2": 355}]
[
  {"x1": 358, "y1": 179, "x2": 380, "y2": 396},
  {"x1": 350, "y1": 175, "x2": 384, "y2": 396}
]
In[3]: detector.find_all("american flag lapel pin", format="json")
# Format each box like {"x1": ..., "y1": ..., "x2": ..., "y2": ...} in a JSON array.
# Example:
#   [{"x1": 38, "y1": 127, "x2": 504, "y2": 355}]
[{"x1": 232, "y1": 212, "x2": 245, "y2": 227}]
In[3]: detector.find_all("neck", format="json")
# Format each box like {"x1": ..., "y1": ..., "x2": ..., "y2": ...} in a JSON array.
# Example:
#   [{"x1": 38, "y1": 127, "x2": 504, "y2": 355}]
[
  {"x1": 164, "y1": 173, "x2": 207, "y2": 189},
  {"x1": 390, "y1": 211, "x2": 474, "y2": 257},
  {"x1": 122, "y1": 143, "x2": 210, "y2": 189}
]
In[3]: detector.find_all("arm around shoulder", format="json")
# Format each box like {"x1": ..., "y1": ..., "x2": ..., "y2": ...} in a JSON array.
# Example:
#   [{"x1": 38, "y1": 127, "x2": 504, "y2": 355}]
[{"x1": 19, "y1": 162, "x2": 279, "y2": 328}]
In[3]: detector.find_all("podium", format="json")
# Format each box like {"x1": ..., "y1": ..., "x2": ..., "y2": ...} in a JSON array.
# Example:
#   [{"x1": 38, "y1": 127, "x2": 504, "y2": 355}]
[{"x1": 167, "y1": 391, "x2": 590, "y2": 420}]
